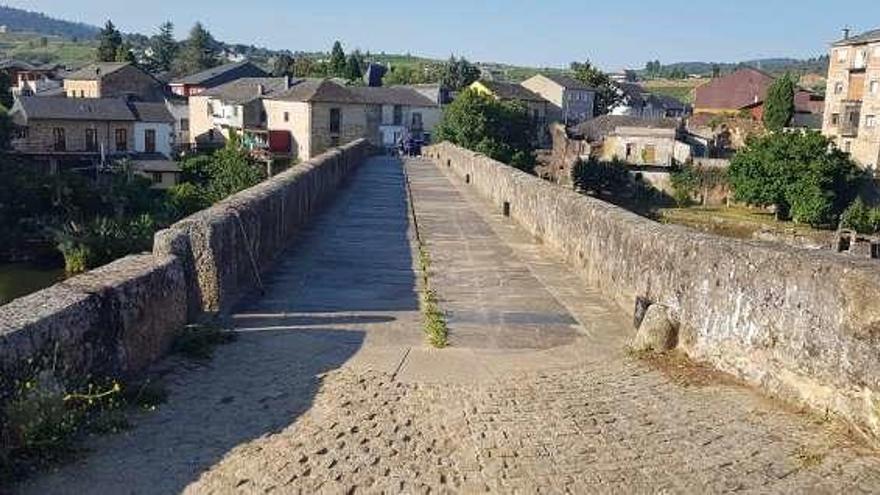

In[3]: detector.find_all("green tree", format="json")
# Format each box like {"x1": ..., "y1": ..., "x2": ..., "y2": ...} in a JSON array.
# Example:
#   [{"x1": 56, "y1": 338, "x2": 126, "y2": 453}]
[
  {"x1": 435, "y1": 88, "x2": 534, "y2": 172},
  {"x1": 728, "y1": 131, "x2": 862, "y2": 225},
  {"x1": 96, "y1": 20, "x2": 123, "y2": 62},
  {"x1": 570, "y1": 60, "x2": 623, "y2": 116},
  {"x1": 329, "y1": 41, "x2": 346, "y2": 77},
  {"x1": 273, "y1": 53, "x2": 294, "y2": 77},
  {"x1": 174, "y1": 22, "x2": 218, "y2": 75},
  {"x1": 115, "y1": 42, "x2": 136, "y2": 63},
  {"x1": 149, "y1": 21, "x2": 178, "y2": 73},
  {"x1": 763, "y1": 73, "x2": 796, "y2": 132},
  {"x1": 441, "y1": 56, "x2": 479, "y2": 91},
  {"x1": 344, "y1": 52, "x2": 363, "y2": 81}
]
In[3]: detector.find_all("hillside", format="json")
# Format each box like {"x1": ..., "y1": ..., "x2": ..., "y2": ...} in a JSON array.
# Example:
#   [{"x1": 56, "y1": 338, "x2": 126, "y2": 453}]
[
  {"x1": 0, "y1": 5, "x2": 99, "y2": 40},
  {"x1": 641, "y1": 57, "x2": 829, "y2": 79}
]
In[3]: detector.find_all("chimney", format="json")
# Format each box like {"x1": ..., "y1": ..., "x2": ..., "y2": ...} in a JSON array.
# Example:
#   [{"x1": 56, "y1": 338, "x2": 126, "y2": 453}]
[{"x1": 843, "y1": 27, "x2": 851, "y2": 40}]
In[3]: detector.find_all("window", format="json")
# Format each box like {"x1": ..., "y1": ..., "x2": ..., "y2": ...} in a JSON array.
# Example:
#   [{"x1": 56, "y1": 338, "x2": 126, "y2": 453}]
[
  {"x1": 329, "y1": 108, "x2": 341, "y2": 134},
  {"x1": 837, "y1": 49, "x2": 848, "y2": 63},
  {"x1": 871, "y1": 81, "x2": 880, "y2": 95},
  {"x1": 115, "y1": 128, "x2": 127, "y2": 152},
  {"x1": 85, "y1": 128, "x2": 98, "y2": 151},
  {"x1": 283, "y1": 112, "x2": 290, "y2": 122},
  {"x1": 330, "y1": 136, "x2": 340, "y2": 147},
  {"x1": 52, "y1": 128, "x2": 65, "y2": 151},
  {"x1": 151, "y1": 172, "x2": 163, "y2": 184},
  {"x1": 835, "y1": 82, "x2": 845, "y2": 95},
  {"x1": 844, "y1": 140, "x2": 852, "y2": 153},
  {"x1": 180, "y1": 118, "x2": 190, "y2": 131},
  {"x1": 145, "y1": 129, "x2": 156, "y2": 153},
  {"x1": 625, "y1": 143, "x2": 635, "y2": 160},
  {"x1": 393, "y1": 105, "x2": 403, "y2": 126},
  {"x1": 831, "y1": 113, "x2": 840, "y2": 126},
  {"x1": 79, "y1": 90, "x2": 84, "y2": 98},
  {"x1": 867, "y1": 115, "x2": 877, "y2": 128},
  {"x1": 412, "y1": 112, "x2": 422, "y2": 129}
]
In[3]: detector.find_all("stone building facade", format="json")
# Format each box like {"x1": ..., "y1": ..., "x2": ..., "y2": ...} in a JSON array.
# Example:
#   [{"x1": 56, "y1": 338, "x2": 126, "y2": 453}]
[
  {"x1": 521, "y1": 73, "x2": 596, "y2": 125},
  {"x1": 63, "y1": 62, "x2": 165, "y2": 101},
  {"x1": 822, "y1": 28, "x2": 880, "y2": 170}
]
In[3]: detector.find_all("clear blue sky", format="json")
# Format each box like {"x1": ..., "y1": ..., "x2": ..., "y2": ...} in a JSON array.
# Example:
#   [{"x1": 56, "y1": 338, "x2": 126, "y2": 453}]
[{"x1": 6, "y1": 0, "x2": 880, "y2": 69}]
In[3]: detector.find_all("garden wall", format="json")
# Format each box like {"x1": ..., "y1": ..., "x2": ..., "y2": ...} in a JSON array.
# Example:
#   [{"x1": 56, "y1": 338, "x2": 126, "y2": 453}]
[{"x1": 426, "y1": 141, "x2": 880, "y2": 444}]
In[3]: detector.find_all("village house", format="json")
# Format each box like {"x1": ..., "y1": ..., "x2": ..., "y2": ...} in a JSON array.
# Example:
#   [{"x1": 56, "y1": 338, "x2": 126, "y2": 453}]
[
  {"x1": 693, "y1": 67, "x2": 823, "y2": 126},
  {"x1": 611, "y1": 83, "x2": 689, "y2": 119},
  {"x1": 9, "y1": 96, "x2": 136, "y2": 172},
  {"x1": 469, "y1": 79, "x2": 550, "y2": 145},
  {"x1": 0, "y1": 59, "x2": 63, "y2": 96},
  {"x1": 188, "y1": 76, "x2": 293, "y2": 156},
  {"x1": 168, "y1": 60, "x2": 269, "y2": 98},
  {"x1": 521, "y1": 73, "x2": 597, "y2": 125},
  {"x1": 541, "y1": 115, "x2": 692, "y2": 187},
  {"x1": 9, "y1": 96, "x2": 182, "y2": 188},
  {"x1": 63, "y1": 62, "x2": 166, "y2": 101},
  {"x1": 822, "y1": 28, "x2": 880, "y2": 171},
  {"x1": 348, "y1": 86, "x2": 440, "y2": 149}
]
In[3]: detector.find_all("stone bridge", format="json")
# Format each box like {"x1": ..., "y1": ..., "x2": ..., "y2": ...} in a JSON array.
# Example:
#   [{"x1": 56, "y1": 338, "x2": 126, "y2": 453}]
[{"x1": 5, "y1": 141, "x2": 880, "y2": 493}]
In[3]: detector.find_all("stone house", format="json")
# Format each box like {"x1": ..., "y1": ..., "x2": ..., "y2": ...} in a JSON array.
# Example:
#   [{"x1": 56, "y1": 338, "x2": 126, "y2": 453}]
[
  {"x1": 822, "y1": 28, "x2": 880, "y2": 170},
  {"x1": 611, "y1": 83, "x2": 689, "y2": 119},
  {"x1": 188, "y1": 77, "x2": 293, "y2": 153},
  {"x1": 469, "y1": 79, "x2": 550, "y2": 146},
  {"x1": 63, "y1": 62, "x2": 166, "y2": 102},
  {"x1": 9, "y1": 96, "x2": 137, "y2": 172},
  {"x1": 348, "y1": 86, "x2": 441, "y2": 148},
  {"x1": 521, "y1": 73, "x2": 596, "y2": 125},
  {"x1": 540, "y1": 116, "x2": 692, "y2": 186}
]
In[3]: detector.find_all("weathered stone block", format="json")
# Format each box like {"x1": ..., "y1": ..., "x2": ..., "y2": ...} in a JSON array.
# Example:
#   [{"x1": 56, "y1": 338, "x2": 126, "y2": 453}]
[{"x1": 631, "y1": 304, "x2": 677, "y2": 352}]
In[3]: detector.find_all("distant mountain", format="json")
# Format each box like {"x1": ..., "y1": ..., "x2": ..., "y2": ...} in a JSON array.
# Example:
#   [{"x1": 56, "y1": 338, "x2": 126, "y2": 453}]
[{"x1": 0, "y1": 6, "x2": 99, "y2": 40}]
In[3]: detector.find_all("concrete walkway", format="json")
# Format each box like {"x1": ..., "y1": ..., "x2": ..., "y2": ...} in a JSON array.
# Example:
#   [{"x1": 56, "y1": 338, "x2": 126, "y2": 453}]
[{"x1": 16, "y1": 156, "x2": 880, "y2": 494}]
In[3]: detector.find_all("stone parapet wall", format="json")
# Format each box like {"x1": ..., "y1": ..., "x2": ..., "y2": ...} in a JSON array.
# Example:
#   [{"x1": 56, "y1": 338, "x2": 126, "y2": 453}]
[
  {"x1": 0, "y1": 139, "x2": 371, "y2": 402},
  {"x1": 154, "y1": 138, "x2": 370, "y2": 319},
  {"x1": 0, "y1": 255, "x2": 186, "y2": 402},
  {"x1": 426, "y1": 141, "x2": 880, "y2": 443}
]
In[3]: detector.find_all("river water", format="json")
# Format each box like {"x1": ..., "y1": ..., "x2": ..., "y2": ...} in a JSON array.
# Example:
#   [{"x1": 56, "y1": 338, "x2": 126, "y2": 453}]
[{"x1": 0, "y1": 262, "x2": 65, "y2": 307}]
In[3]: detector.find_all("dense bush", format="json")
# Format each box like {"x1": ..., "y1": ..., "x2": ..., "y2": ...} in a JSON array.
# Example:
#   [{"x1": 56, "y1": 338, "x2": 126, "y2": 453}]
[
  {"x1": 728, "y1": 131, "x2": 863, "y2": 226},
  {"x1": 670, "y1": 163, "x2": 728, "y2": 207},
  {"x1": 839, "y1": 198, "x2": 880, "y2": 235}
]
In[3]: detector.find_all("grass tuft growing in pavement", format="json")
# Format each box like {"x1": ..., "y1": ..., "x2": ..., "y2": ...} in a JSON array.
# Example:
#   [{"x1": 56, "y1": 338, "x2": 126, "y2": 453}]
[{"x1": 417, "y1": 247, "x2": 448, "y2": 348}]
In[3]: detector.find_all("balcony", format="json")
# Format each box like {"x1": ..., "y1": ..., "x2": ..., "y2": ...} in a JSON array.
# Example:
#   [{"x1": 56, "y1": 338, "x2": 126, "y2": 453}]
[{"x1": 841, "y1": 100, "x2": 862, "y2": 137}]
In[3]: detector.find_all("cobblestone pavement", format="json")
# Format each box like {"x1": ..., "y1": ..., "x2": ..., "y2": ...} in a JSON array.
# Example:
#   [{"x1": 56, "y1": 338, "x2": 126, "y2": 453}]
[{"x1": 16, "y1": 157, "x2": 880, "y2": 494}]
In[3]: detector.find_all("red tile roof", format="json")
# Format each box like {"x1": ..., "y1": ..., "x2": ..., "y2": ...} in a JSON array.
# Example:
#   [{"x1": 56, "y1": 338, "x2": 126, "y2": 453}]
[{"x1": 694, "y1": 68, "x2": 774, "y2": 111}]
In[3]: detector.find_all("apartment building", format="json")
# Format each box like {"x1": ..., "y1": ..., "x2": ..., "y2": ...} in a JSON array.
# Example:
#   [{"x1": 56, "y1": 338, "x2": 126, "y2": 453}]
[
  {"x1": 822, "y1": 28, "x2": 880, "y2": 170},
  {"x1": 521, "y1": 73, "x2": 596, "y2": 125}
]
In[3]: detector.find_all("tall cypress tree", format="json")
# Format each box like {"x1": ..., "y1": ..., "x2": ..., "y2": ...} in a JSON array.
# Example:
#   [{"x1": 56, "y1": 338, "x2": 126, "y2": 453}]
[
  {"x1": 329, "y1": 41, "x2": 346, "y2": 78},
  {"x1": 175, "y1": 22, "x2": 219, "y2": 74},
  {"x1": 149, "y1": 21, "x2": 178, "y2": 73},
  {"x1": 97, "y1": 20, "x2": 123, "y2": 62},
  {"x1": 763, "y1": 73, "x2": 796, "y2": 132}
]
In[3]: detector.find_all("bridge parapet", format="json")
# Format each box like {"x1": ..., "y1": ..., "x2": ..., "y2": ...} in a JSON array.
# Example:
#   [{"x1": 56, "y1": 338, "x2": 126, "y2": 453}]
[
  {"x1": 0, "y1": 139, "x2": 371, "y2": 403},
  {"x1": 426, "y1": 141, "x2": 880, "y2": 444}
]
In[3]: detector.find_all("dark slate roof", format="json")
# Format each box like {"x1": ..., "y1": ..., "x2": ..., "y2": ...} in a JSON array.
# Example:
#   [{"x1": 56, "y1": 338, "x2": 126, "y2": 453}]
[
  {"x1": 571, "y1": 115, "x2": 679, "y2": 142},
  {"x1": 833, "y1": 28, "x2": 880, "y2": 46},
  {"x1": 0, "y1": 59, "x2": 35, "y2": 71},
  {"x1": 129, "y1": 102, "x2": 174, "y2": 123},
  {"x1": 540, "y1": 73, "x2": 596, "y2": 91},
  {"x1": 66, "y1": 62, "x2": 132, "y2": 81},
  {"x1": 347, "y1": 86, "x2": 437, "y2": 107},
  {"x1": 274, "y1": 79, "x2": 363, "y2": 103},
  {"x1": 14, "y1": 96, "x2": 135, "y2": 121},
  {"x1": 477, "y1": 80, "x2": 546, "y2": 102},
  {"x1": 201, "y1": 77, "x2": 292, "y2": 104},
  {"x1": 170, "y1": 61, "x2": 269, "y2": 86}
]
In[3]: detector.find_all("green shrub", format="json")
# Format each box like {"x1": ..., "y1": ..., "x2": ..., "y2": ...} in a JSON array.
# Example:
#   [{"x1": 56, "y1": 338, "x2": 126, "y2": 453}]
[{"x1": 840, "y1": 198, "x2": 880, "y2": 234}]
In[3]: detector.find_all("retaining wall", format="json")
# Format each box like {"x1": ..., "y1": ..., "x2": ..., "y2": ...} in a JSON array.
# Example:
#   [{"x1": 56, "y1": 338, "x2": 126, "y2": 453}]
[
  {"x1": 0, "y1": 139, "x2": 370, "y2": 401},
  {"x1": 426, "y1": 142, "x2": 880, "y2": 443}
]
